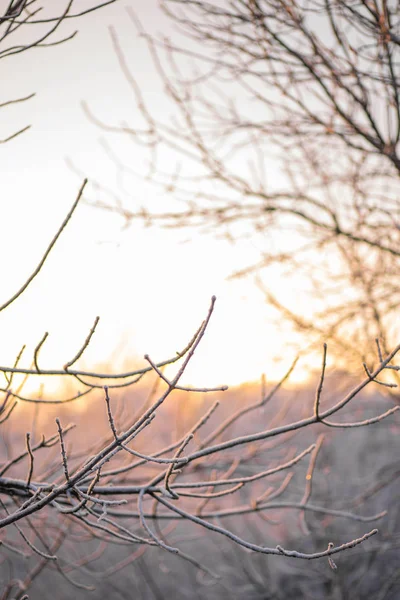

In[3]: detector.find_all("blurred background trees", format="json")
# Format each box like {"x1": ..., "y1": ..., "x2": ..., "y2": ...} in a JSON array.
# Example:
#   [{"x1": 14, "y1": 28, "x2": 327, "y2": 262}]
[{"x1": 87, "y1": 0, "x2": 400, "y2": 384}]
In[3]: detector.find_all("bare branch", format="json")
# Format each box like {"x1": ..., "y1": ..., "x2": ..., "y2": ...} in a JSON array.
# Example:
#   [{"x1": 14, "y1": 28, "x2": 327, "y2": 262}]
[{"x1": 0, "y1": 179, "x2": 87, "y2": 313}]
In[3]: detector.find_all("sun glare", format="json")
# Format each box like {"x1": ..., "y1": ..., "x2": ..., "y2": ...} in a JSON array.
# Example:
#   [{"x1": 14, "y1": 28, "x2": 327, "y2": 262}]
[{"x1": 0, "y1": 0, "x2": 324, "y2": 405}]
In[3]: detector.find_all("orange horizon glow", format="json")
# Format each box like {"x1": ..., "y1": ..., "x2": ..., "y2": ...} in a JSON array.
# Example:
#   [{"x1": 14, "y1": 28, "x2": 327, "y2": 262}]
[{"x1": 4, "y1": 334, "x2": 324, "y2": 411}]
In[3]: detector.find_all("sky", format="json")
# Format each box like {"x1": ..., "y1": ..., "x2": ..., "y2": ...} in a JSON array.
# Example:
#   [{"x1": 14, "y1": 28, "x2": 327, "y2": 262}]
[{"x1": 0, "y1": 0, "x2": 318, "y2": 397}]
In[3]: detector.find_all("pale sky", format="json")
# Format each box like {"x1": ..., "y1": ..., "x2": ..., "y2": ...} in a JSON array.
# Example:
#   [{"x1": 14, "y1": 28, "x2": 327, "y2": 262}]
[{"x1": 0, "y1": 1, "x2": 317, "y2": 395}]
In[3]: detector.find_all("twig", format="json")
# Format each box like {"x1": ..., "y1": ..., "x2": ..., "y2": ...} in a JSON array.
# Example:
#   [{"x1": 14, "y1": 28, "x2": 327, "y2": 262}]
[
  {"x1": 25, "y1": 433, "x2": 34, "y2": 487},
  {"x1": 56, "y1": 418, "x2": 70, "y2": 483},
  {"x1": 64, "y1": 316, "x2": 100, "y2": 369},
  {"x1": 33, "y1": 332, "x2": 48, "y2": 373},
  {"x1": 0, "y1": 179, "x2": 87, "y2": 313},
  {"x1": 314, "y1": 344, "x2": 327, "y2": 420}
]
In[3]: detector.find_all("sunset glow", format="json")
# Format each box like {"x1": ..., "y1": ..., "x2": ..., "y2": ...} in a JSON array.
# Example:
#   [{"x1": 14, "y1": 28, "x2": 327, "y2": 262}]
[{"x1": 1, "y1": 1, "x2": 323, "y2": 397}]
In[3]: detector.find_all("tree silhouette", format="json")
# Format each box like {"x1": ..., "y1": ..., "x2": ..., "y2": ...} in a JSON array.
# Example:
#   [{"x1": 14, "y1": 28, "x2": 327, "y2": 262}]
[{"x1": 85, "y1": 1, "x2": 400, "y2": 377}]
